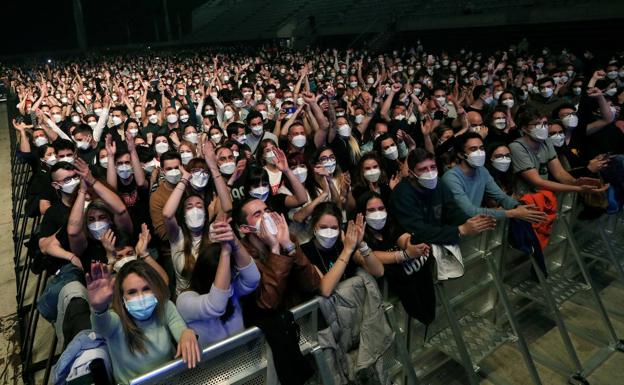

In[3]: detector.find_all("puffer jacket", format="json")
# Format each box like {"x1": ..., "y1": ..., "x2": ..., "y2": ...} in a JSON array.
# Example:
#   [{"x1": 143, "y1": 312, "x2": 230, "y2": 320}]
[{"x1": 318, "y1": 269, "x2": 395, "y2": 385}]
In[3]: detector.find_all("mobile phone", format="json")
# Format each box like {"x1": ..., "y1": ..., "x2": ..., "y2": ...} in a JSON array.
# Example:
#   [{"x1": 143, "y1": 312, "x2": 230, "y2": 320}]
[{"x1": 285, "y1": 107, "x2": 297, "y2": 114}]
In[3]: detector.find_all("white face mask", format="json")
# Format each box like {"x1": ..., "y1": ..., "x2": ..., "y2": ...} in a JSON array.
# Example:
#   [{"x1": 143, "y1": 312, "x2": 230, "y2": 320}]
[
  {"x1": 59, "y1": 156, "x2": 75, "y2": 164},
  {"x1": 501, "y1": 99, "x2": 514, "y2": 109},
  {"x1": 204, "y1": 109, "x2": 215, "y2": 116},
  {"x1": 116, "y1": 164, "x2": 133, "y2": 179},
  {"x1": 416, "y1": 170, "x2": 438, "y2": 189},
  {"x1": 88, "y1": 221, "x2": 111, "y2": 240},
  {"x1": 250, "y1": 185, "x2": 270, "y2": 201},
  {"x1": 135, "y1": 111, "x2": 142, "y2": 119},
  {"x1": 363, "y1": 168, "x2": 381, "y2": 183},
  {"x1": 180, "y1": 152, "x2": 193, "y2": 165},
  {"x1": 561, "y1": 114, "x2": 578, "y2": 129},
  {"x1": 291, "y1": 134, "x2": 307, "y2": 148},
  {"x1": 263, "y1": 151, "x2": 276, "y2": 165},
  {"x1": 210, "y1": 133, "x2": 223, "y2": 144},
  {"x1": 337, "y1": 124, "x2": 351, "y2": 137},
  {"x1": 250, "y1": 125, "x2": 264, "y2": 136},
  {"x1": 466, "y1": 150, "x2": 486, "y2": 168},
  {"x1": 113, "y1": 255, "x2": 138, "y2": 273},
  {"x1": 143, "y1": 159, "x2": 159, "y2": 173},
  {"x1": 185, "y1": 207, "x2": 205, "y2": 231},
  {"x1": 180, "y1": 114, "x2": 189, "y2": 122},
  {"x1": 71, "y1": 116, "x2": 81, "y2": 124},
  {"x1": 254, "y1": 213, "x2": 278, "y2": 235},
  {"x1": 491, "y1": 156, "x2": 512, "y2": 172},
  {"x1": 394, "y1": 114, "x2": 405, "y2": 121},
  {"x1": 436, "y1": 96, "x2": 447, "y2": 106},
  {"x1": 236, "y1": 134, "x2": 247, "y2": 144},
  {"x1": 494, "y1": 118, "x2": 507, "y2": 130},
  {"x1": 60, "y1": 177, "x2": 80, "y2": 194},
  {"x1": 164, "y1": 169, "x2": 181, "y2": 184},
  {"x1": 87, "y1": 121, "x2": 98, "y2": 129},
  {"x1": 190, "y1": 171, "x2": 209, "y2": 189},
  {"x1": 184, "y1": 133, "x2": 198, "y2": 144},
  {"x1": 53, "y1": 114, "x2": 63, "y2": 123},
  {"x1": 529, "y1": 124, "x2": 549, "y2": 141},
  {"x1": 292, "y1": 166, "x2": 307, "y2": 183},
  {"x1": 76, "y1": 140, "x2": 90, "y2": 150},
  {"x1": 572, "y1": 87, "x2": 582, "y2": 96},
  {"x1": 315, "y1": 228, "x2": 340, "y2": 249},
  {"x1": 224, "y1": 110, "x2": 234, "y2": 120},
  {"x1": 112, "y1": 116, "x2": 123, "y2": 126},
  {"x1": 219, "y1": 161, "x2": 236, "y2": 175},
  {"x1": 44, "y1": 155, "x2": 57, "y2": 166},
  {"x1": 550, "y1": 133, "x2": 565, "y2": 147},
  {"x1": 322, "y1": 159, "x2": 336, "y2": 174},
  {"x1": 354, "y1": 114, "x2": 365, "y2": 124},
  {"x1": 383, "y1": 145, "x2": 399, "y2": 160},
  {"x1": 166, "y1": 114, "x2": 178, "y2": 124},
  {"x1": 366, "y1": 210, "x2": 387, "y2": 230},
  {"x1": 155, "y1": 142, "x2": 170, "y2": 154},
  {"x1": 34, "y1": 136, "x2": 48, "y2": 147},
  {"x1": 148, "y1": 115, "x2": 159, "y2": 124}
]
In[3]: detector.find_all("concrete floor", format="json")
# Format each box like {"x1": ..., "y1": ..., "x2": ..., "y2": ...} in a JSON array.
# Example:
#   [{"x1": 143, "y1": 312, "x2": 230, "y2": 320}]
[{"x1": 1, "y1": 100, "x2": 624, "y2": 384}]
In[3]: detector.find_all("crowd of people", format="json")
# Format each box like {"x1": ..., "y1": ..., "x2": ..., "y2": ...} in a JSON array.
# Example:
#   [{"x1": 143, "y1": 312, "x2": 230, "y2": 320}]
[{"x1": 6, "y1": 42, "x2": 624, "y2": 384}]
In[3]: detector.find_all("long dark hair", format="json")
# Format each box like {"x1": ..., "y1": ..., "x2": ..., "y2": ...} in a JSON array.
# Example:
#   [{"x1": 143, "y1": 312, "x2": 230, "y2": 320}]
[
  {"x1": 177, "y1": 193, "x2": 211, "y2": 278},
  {"x1": 187, "y1": 243, "x2": 235, "y2": 322},
  {"x1": 112, "y1": 260, "x2": 169, "y2": 354}
]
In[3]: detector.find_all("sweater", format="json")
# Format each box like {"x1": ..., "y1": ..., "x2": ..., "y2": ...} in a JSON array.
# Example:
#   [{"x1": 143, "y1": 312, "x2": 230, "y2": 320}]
[
  {"x1": 91, "y1": 300, "x2": 187, "y2": 385},
  {"x1": 441, "y1": 165, "x2": 518, "y2": 220},
  {"x1": 176, "y1": 260, "x2": 260, "y2": 347},
  {"x1": 390, "y1": 179, "x2": 468, "y2": 245}
]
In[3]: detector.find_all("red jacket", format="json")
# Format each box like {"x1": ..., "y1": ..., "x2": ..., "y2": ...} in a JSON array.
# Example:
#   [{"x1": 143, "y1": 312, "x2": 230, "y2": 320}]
[{"x1": 520, "y1": 190, "x2": 558, "y2": 250}]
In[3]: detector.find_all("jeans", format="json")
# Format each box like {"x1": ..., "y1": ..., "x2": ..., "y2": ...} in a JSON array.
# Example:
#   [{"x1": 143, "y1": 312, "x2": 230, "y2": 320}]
[{"x1": 37, "y1": 264, "x2": 85, "y2": 323}]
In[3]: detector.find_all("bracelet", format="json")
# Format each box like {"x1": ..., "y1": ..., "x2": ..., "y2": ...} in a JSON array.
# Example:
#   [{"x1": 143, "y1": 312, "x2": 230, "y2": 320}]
[
  {"x1": 180, "y1": 178, "x2": 189, "y2": 185},
  {"x1": 282, "y1": 243, "x2": 296, "y2": 255},
  {"x1": 394, "y1": 250, "x2": 406, "y2": 263}
]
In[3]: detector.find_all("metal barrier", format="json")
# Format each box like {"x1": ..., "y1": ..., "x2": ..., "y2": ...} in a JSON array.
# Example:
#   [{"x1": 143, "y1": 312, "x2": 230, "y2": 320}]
[{"x1": 130, "y1": 298, "x2": 332, "y2": 385}]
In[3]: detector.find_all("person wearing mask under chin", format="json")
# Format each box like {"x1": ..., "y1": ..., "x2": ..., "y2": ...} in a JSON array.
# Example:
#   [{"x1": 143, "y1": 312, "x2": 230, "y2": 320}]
[
  {"x1": 390, "y1": 149, "x2": 497, "y2": 279},
  {"x1": 509, "y1": 107, "x2": 610, "y2": 197},
  {"x1": 442, "y1": 132, "x2": 547, "y2": 223}
]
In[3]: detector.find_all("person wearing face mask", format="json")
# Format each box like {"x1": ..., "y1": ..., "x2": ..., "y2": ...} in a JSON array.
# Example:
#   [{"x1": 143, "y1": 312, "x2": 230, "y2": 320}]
[
  {"x1": 486, "y1": 143, "x2": 515, "y2": 195},
  {"x1": 248, "y1": 148, "x2": 308, "y2": 214},
  {"x1": 101, "y1": 106, "x2": 130, "y2": 147},
  {"x1": 509, "y1": 107, "x2": 609, "y2": 196},
  {"x1": 163, "y1": 166, "x2": 211, "y2": 295},
  {"x1": 390, "y1": 149, "x2": 497, "y2": 249},
  {"x1": 356, "y1": 192, "x2": 435, "y2": 324},
  {"x1": 300, "y1": 202, "x2": 383, "y2": 297},
  {"x1": 246, "y1": 111, "x2": 278, "y2": 155},
  {"x1": 486, "y1": 106, "x2": 519, "y2": 146},
  {"x1": 465, "y1": 85, "x2": 493, "y2": 121},
  {"x1": 110, "y1": 134, "x2": 151, "y2": 231},
  {"x1": 329, "y1": 116, "x2": 362, "y2": 173},
  {"x1": 37, "y1": 158, "x2": 127, "y2": 344},
  {"x1": 149, "y1": 151, "x2": 184, "y2": 248},
  {"x1": 176, "y1": 218, "x2": 259, "y2": 347},
  {"x1": 527, "y1": 77, "x2": 565, "y2": 117},
  {"x1": 72, "y1": 125, "x2": 97, "y2": 164},
  {"x1": 86, "y1": 260, "x2": 200, "y2": 384},
  {"x1": 442, "y1": 133, "x2": 547, "y2": 222},
  {"x1": 350, "y1": 153, "x2": 395, "y2": 208},
  {"x1": 233, "y1": 198, "x2": 319, "y2": 384}
]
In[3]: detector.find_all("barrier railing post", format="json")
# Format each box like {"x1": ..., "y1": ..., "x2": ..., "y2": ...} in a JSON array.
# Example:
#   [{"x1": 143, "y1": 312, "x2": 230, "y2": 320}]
[
  {"x1": 383, "y1": 303, "x2": 421, "y2": 385},
  {"x1": 434, "y1": 281, "x2": 480, "y2": 385}
]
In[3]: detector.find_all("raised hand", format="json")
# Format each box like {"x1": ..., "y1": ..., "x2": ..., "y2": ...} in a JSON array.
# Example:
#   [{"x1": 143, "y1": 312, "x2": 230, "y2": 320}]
[
  {"x1": 85, "y1": 262, "x2": 114, "y2": 313},
  {"x1": 202, "y1": 140, "x2": 218, "y2": 168},
  {"x1": 101, "y1": 229, "x2": 117, "y2": 256},
  {"x1": 75, "y1": 157, "x2": 96, "y2": 185},
  {"x1": 273, "y1": 147, "x2": 289, "y2": 172},
  {"x1": 105, "y1": 134, "x2": 116, "y2": 157},
  {"x1": 135, "y1": 224, "x2": 151, "y2": 257},
  {"x1": 271, "y1": 213, "x2": 292, "y2": 249},
  {"x1": 209, "y1": 219, "x2": 235, "y2": 244}
]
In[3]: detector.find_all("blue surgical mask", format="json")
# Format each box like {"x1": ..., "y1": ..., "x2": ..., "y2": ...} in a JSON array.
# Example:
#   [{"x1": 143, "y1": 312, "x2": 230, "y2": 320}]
[{"x1": 124, "y1": 293, "x2": 158, "y2": 321}]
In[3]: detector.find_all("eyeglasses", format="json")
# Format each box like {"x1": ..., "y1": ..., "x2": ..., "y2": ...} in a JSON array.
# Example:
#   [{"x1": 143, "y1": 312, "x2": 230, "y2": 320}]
[
  {"x1": 319, "y1": 155, "x2": 336, "y2": 163},
  {"x1": 492, "y1": 153, "x2": 511, "y2": 159}
]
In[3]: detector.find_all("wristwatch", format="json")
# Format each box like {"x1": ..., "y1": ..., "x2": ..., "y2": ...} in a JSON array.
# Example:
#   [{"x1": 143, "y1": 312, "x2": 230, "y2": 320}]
[{"x1": 282, "y1": 243, "x2": 296, "y2": 255}]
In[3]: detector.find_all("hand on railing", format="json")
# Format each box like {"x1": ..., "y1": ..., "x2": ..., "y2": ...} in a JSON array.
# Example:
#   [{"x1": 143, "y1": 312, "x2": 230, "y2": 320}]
[
  {"x1": 459, "y1": 214, "x2": 496, "y2": 237},
  {"x1": 507, "y1": 205, "x2": 548, "y2": 224}
]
